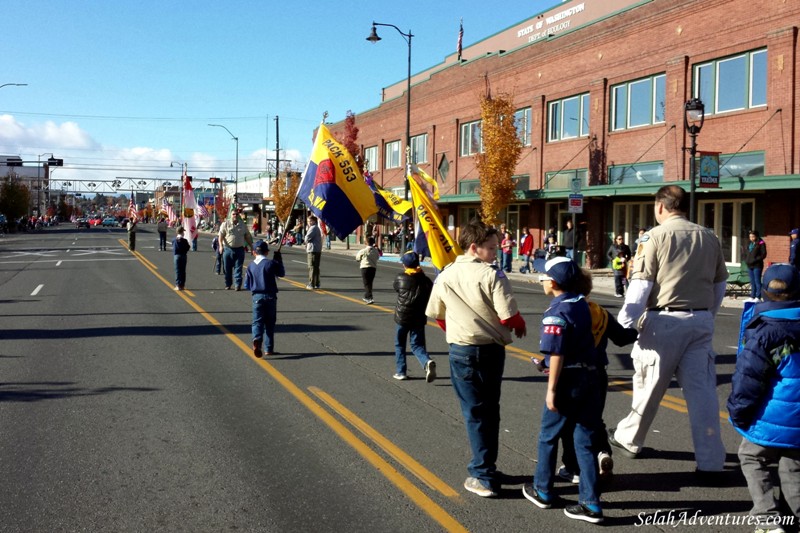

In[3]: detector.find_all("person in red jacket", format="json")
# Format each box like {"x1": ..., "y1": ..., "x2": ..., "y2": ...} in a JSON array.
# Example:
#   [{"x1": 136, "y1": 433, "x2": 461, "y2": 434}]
[{"x1": 519, "y1": 226, "x2": 534, "y2": 274}]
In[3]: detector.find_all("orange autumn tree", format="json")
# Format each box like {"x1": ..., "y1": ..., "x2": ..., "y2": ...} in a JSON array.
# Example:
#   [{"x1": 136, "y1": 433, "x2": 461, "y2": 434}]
[{"x1": 475, "y1": 84, "x2": 522, "y2": 226}]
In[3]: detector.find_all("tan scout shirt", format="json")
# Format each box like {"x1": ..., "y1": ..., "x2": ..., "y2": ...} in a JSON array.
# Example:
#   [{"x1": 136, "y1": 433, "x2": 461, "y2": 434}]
[
  {"x1": 219, "y1": 220, "x2": 251, "y2": 249},
  {"x1": 425, "y1": 255, "x2": 519, "y2": 346},
  {"x1": 631, "y1": 215, "x2": 728, "y2": 310}
]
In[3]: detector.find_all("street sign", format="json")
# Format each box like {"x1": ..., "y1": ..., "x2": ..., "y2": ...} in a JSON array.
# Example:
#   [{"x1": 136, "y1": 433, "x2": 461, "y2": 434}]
[
  {"x1": 235, "y1": 193, "x2": 263, "y2": 204},
  {"x1": 568, "y1": 194, "x2": 584, "y2": 214},
  {"x1": 570, "y1": 176, "x2": 582, "y2": 194}
]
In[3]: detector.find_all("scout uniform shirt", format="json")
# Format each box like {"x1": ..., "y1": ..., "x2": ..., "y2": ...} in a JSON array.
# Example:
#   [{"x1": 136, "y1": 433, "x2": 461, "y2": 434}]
[
  {"x1": 631, "y1": 215, "x2": 728, "y2": 310},
  {"x1": 219, "y1": 220, "x2": 250, "y2": 249},
  {"x1": 540, "y1": 293, "x2": 595, "y2": 367},
  {"x1": 425, "y1": 255, "x2": 519, "y2": 346}
]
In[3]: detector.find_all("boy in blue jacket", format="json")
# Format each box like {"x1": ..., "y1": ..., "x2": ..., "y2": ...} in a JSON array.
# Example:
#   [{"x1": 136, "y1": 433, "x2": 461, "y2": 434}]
[
  {"x1": 727, "y1": 263, "x2": 800, "y2": 530},
  {"x1": 244, "y1": 240, "x2": 285, "y2": 358}
]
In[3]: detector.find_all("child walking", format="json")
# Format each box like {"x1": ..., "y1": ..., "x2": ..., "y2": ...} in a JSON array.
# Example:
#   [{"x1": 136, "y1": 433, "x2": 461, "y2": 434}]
[
  {"x1": 523, "y1": 256, "x2": 605, "y2": 524},
  {"x1": 356, "y1": 236, "x2": 381, "y2": 304},
  {"x1": 172, "y1": 226, "x2": 191, "y2": 291},
  {"x1": 212, "y1": 235, "x2": 222, "y2": 275},
  {"x1": 392, "y1": 251, "x2": 435, "y2": 382},
  {"x1": 244, "y1": 240, "x2": 285, "y2": 358},
  {"x1": 728, "y1": 263, "x2": 800, "y2": 530}
]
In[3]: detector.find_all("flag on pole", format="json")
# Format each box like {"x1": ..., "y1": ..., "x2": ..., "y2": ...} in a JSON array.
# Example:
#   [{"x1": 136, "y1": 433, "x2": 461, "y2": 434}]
[
  {"x1": 197, "y1": 201, "x2": 209, "y2": 218},
  {"x1": 408, "y1": 175, "x2": 462, "y2": 270},
  {"x1": 409, "y1": 164, "x2": 440, "y2": 201},
  {"x1": 297, "y1": 123, "x2": 378, "y2": 239},
  {"x1": 163, "y1": 200, "x2": 177, "y2": 224},
  {"x1": 182, "y1": 167, "x2": 198, "y2": 241},
  {"x1": 364, "y1": 170, "x2": 412, "y2": 223},
  {"x1": 457, "y1": 19, "x2": 464, "y2": 61},
  {"x1": 128, "y1": 195, "x2": 137, "y2": 219}
]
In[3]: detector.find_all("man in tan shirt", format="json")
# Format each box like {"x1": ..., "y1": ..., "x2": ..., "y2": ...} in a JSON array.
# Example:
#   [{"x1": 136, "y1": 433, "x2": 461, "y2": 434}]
[
  {"x1": 426, "y1": 221, "x2": 526, "y2": 498},
  {"x1": 611, "y1": 185, "x2": 728, "y2": 474},
  {"x1": 218, "y1": 211, "x2": 253, "y2": 290}
]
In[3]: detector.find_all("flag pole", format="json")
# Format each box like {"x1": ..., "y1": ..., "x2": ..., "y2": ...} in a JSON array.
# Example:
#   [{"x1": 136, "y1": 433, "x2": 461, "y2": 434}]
[{"x1": 275, "y1": 111, "x2": 327, "y2": 253}]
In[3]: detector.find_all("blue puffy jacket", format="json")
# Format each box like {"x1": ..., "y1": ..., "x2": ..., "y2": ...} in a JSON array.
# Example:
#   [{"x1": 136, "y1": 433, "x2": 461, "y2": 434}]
[{"x1": 727, "y1": 301, "x2": 800, "y2": 449}]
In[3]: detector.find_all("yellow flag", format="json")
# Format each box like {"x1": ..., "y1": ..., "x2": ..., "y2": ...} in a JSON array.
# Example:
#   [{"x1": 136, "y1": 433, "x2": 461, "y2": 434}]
[
  {"x1": 408, "y1": 176, "x2": 461, "y2": 270},
  {"x1": 409, "y1": 164, "x2": 440, "y2": 201}
]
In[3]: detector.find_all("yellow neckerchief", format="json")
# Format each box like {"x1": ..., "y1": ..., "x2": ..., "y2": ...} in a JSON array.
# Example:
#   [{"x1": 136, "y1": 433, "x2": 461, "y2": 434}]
[
  {"x1": 404, "y1": 266, "x2": 422, "y2": 275},
  {"x1": 587, "y1": 300, "x2": 609, "y2": 348}
]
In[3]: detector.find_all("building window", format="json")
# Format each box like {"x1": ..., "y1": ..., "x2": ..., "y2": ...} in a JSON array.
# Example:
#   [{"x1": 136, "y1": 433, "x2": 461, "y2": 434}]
[
  {"x1": 694, "y1": 49, "x2": 767, "y2": 115},
  {"x1": 612, "y1": 202, "x2": 656, "y2": 250},
  {"x1": 611, "y1": 74, "x2": 665, "y2": 131},
  {"x1": 608, "y1": 161, "x2": 664, "y2": 185},
  {"x1": 459, "y1": 176, "x2": 529, "y2": 196},
  {"x1": 363, "y1": 146, "x2": 378, "y2": 173},
  {"x1": 544, "y1": 168, "x2": 588, "y2": 190},
  {"x1": 460, "y1": 120, "x2": 483, "y2": 156},
  {"x1": 385, "y1": 140, "x2": 401, "y2": 169},
  {"x1": 515, "y1": 107, "x2": 532, "y2": 146},
  {"x1": 410, "y1": 133, "x2": 428, "y2": 164},
  {"x1": 548, "y1": 93, "x2": 590, "y2": 142},
  {"x1": 699, "y1": 199, "x2": 755, "y2": 264},
  {"x1": 719, "y1": 151, "x2": 765, "y2": 178}
]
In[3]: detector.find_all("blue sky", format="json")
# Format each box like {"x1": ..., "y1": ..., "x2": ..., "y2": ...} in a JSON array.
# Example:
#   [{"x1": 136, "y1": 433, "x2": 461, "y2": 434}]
[{"x1": 1, "y1": 0, "x2": 563, "y2": 188}]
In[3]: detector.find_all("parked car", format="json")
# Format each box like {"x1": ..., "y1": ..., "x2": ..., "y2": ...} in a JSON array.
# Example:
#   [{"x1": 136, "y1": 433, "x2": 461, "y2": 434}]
[
  {"x1": 89, "y1": 216, "x2": 102, "y2": 227},
  {"x1": 101, "y1": 217, "x2": 118, "y2": 227},
  {"x1": 75, "y1": 218, "x2": 90, "y2": 229}
]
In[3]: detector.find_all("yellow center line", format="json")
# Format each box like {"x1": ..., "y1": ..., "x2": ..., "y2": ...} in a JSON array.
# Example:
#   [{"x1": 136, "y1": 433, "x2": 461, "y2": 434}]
[
  {"x1": 309, "y1": 386, "x2": 461, "y2": 499},
  {"x1": 129, "y1": 251, "x2": 469, "y2": 533}
]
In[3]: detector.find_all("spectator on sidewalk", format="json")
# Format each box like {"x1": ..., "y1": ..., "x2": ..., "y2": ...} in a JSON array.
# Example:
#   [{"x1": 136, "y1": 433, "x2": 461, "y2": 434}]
[
  {"x1": 607, "y1": 235, "x2": 632, "y2": 298},
  {"x1": 744, "y1": 229, "x2": 767, "y2": 302},
  {"x1": 519, "y1": 227, "x2": 534, "y2": 274}
]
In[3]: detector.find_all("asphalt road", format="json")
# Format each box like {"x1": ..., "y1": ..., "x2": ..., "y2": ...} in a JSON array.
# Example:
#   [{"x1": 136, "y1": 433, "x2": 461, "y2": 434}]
[{"x1": 0, "y1": 225, "x2": 777, "y2": 532}]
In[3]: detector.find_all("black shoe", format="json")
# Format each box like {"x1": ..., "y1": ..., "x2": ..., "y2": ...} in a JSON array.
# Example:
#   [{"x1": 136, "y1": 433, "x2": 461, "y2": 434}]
[
  {"x1": 564, "y1": 504, "x2": 604, "y2": 524},
  {"x1": 608, "y1": 429, "x2": 639, "y2": 459},
  {"x1": 522, "y1": 483, "x2": 552, "y2": 509}
]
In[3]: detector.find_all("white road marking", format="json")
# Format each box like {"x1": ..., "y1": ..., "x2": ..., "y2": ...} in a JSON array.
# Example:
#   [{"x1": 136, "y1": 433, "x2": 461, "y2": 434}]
[
  {"x1": 56, "y1": 260, "x2": 62, "y2": 266},
  {"x1": 31, "y1": 284, "x2": 44, "y2": 296}
]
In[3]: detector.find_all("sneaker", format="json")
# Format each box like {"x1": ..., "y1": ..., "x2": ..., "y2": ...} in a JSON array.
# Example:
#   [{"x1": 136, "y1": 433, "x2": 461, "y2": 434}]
[
  {"x1": 464, "y1": 477, "x2": 497, "y2": 498},
  {"x1": 522, "y1": 483, "x2": 551, "y2": 509},
  {"x1": 306, "y1": 284, "x2": 313, "y2": 290},
  {"x1": 173, "y1": 286, "x2": 180, "y2": 291},
  {"x1": 564, "y1": 504, "x2": 604, "y2": 524},
  {"x1": 614, "y1": 293, "x2": 623, "y2": 298},
  {"x1": 557, "y1": 466, "x2": 580, "y2": 484},
  {"x1": 755, "y1": 527, "x2": 786, "y2": 533},
  {"x1": 364, "y1": 298, "x2": 374, "y2": 305},
  {"x1": 225, "y1": 286, "x2": 232, "y2": 290},
  {"x1": 598, "y1": 451, "x2": 614, "y2": 476},
  {"x1": 314, "y1": 285, "x2": 320, "y2": 289},
  {"x1": 392, "y1": 373, "x2": 408, "y2": 381},
  {"x1": 253, "y1": 339, "x2": 263, "y2": 359},
  {"x1": 425, "y1": 360, "x2": 437, "y2": 383}
]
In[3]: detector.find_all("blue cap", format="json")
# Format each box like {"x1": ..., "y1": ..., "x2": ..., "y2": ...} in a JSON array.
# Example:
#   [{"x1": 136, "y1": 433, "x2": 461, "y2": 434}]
[
  {"x1": 534, "y1": 256, "x2": 580, "y2": 286},
  {"x1": 790, "y1": 228, "x2": 799, "y2": 236},
  {"x1": 762, "y1": 263, "x2": 800, "y2": 298},
  {"x1": 254, "y1": 240, "x2": 269, "y2": 254}
]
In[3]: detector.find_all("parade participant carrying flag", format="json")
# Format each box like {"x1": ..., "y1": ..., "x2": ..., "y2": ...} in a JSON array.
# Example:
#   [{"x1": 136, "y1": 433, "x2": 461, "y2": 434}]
[
  {"x1": 128, "y1": 195, "x2": 137, "y2": 220},
  {"x1": 408, "y1": 171, "x2": 462, "y2": 271},
  {"x1": 295, "y1": 121, "x2": 377, "y2": 240},
  {"x1": 182, "y1": 166, "x2": 198, "y2": 242},
  {"x1": 163, "y1": 200, "x2": 177, "y2": 224}
]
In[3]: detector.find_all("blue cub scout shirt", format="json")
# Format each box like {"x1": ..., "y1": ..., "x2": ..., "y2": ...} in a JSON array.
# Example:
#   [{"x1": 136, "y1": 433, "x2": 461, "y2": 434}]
[{"x1": 539, "y1": 293, "x2": 595, "y2": 367}]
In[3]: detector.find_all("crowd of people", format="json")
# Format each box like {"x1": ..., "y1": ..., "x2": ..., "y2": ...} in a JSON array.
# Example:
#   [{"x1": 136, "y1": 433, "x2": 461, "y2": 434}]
[{"x1": 118, "y1": 187, "x2": 800, "y2": 529}]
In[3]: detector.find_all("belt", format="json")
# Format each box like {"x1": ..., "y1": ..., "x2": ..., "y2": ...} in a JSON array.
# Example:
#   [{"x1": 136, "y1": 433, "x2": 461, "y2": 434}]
[
  {"x1": 649, "y1": 307, "x2": 708, "y2": 313},
  {"x1": 563, "y1": 363, "x2": 597, "y2": 370}
]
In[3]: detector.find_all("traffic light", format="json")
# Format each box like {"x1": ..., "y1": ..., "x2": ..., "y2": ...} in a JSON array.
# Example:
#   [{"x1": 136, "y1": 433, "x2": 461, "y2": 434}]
[
  {"x1": 47, "y1": 157, "x2": 64, "y2": 166},
  {"x1": 209, "y1": 177, "x2": 220, "y2": 184}
]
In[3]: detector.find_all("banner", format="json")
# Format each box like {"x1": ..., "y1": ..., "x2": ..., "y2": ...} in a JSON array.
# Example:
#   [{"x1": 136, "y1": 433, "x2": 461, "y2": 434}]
[
  {"x1": 698, "y1": 151, "x2": 720, "y2": 189},
  {"x1": 408, "y1": 176, "x2": 462, "y2": 270},
  {"x1": 297, "y1": 123, "x2": 377, "y2": 239}
]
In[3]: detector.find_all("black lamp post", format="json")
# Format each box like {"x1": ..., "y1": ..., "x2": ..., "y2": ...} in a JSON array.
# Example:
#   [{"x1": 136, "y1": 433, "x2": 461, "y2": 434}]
[
  {"x1": 367, "y1": 21, "x2": 413, "y2": 252},
  {"x1": 684, "y1": 98, "x2": 705, "y2": 223}
]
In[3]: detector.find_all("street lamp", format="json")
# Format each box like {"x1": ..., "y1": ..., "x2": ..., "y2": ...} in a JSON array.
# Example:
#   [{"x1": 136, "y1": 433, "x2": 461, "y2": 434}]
[
  {"x1": 37, "y1": 153, "x2": 53, "y2": 216},
  {"x1": 684, "y1": 97, "x2": 705, "y2": 223},
  {"x1": 0, "y1": 83, "x2": 27, "y2": 90},
  {"x1": 367, "y1": 21, "x2": 413, "y2": 250},
  {"x1": 208, "y1": 124, "x2": 239, "y2": 200}
]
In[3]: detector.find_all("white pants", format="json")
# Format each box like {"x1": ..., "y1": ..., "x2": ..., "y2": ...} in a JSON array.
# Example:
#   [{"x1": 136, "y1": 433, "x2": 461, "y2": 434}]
[{"x1": 614, "y1": 309, "x2": 726, "y2": 471}]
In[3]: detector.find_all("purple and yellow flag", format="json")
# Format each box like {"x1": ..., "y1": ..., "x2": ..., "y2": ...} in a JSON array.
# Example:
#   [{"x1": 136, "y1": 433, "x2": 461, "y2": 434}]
[
  {"x1": 298, "y1": 123, "x2": 377, "y2": 239},
  {"x1": 408, "y1": 175, "x2": 462, "y2": 270}
]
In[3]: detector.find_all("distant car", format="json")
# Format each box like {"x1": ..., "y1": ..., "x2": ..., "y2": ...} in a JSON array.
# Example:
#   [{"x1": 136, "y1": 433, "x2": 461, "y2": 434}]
[
  {"x1": 101, "y1": 217, "x2": 118, "y2": 227},
  {"x1": 89, "y1": 217, "x2": 102, "y2": 227},
  {"x1": 75, "y1": 218, "x2": 90, "y2": 229}
]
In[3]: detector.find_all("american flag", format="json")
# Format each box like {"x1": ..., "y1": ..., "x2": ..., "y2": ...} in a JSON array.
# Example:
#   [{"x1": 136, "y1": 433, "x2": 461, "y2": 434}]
[
  {"x1": 197, "y1": 202, "x2": 209, "y2": 218},
  {"x1": 163, "y1": 200, "x2": 177, "y2": 223},
  {"x1": 457, "y1": 19, "x2": 463, "y2": 61},
  {"x1": 128, "y1": 196, "x2": 137, "y2": 219}
]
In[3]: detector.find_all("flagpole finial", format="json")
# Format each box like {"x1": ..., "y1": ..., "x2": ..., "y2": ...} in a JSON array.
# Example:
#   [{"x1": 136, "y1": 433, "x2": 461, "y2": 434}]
[{"x1": 322, "y1": 111, "x2": 328, "y2": 122}]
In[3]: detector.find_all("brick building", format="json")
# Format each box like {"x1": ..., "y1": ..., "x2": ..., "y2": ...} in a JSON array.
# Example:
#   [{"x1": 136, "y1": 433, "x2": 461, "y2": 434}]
[{"x1": 329, "y1": 0, "x2": 800, "y2": 270}]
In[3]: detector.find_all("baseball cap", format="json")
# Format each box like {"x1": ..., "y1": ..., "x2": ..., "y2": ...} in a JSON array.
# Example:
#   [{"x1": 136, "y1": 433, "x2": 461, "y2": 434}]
[
  {"x1": 401, "y1": 251, "x2": 420, "y2": 268},
  {"x1": 533, "y1": 256, "x2": 580, "y2": 286},
  {"x1": 762, "y1": 263, "x2": 800, "y2": 298},
  {"x1": 254, "y1": 239, "x2": 269, "y2": 254},
  {"x1": 790, "y1": 228, "x2": 799, "y2": 236}
]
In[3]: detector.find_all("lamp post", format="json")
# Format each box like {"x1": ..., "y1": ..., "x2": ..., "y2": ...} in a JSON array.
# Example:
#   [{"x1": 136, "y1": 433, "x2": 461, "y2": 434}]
[
  {"x1": 208, "y1": 124, "x2": 239, "y2": 201},
  {"x1": 367, "y1": 21, "x2": 413, "y2": 251},
  {"x1": 0, "y1": 83, "x2": 27, "y2": 90},
  {"x1": 37, "y1": 153, "x2": 53, "y2": 216},
  {"x1": 684, "y1": 98, "x2": 705, "y2": 223}
]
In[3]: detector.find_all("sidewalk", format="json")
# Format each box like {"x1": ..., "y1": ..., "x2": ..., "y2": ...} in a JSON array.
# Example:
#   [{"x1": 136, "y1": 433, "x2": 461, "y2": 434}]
[{"x1": 322, "y1": 238, "x2": 745, "y2": 310}]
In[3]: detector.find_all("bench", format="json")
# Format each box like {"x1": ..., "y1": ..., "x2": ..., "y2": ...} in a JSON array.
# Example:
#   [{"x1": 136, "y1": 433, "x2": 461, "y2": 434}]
[{"x1": 726, "y1": 267, "x2": 751, "y2": 298}]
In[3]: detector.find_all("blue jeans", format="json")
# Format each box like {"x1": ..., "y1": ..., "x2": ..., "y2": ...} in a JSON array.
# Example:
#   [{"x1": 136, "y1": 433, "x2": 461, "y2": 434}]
[
  {"x1": 394, "y1": 324, "x2": 430, "y2": 375},
  {"x1": 213, "y1": 252, "x2": 222, "y2": 274},
  {"x1": 449, "y1": 343, "x2": 505, "y2": 489},
  {"x1": 174, "y1": 254, "x2": 187, "y2": 288},
  {"x1": 520, "y1": 254, "x2": 532, "y2": 273},
  {"x1": 565, "y1": 248, "x2": 574, "y2": 260},
  {"x1": 749, "y1": 267, "x2": 762, "y2": 299},
  {"x1": 159, "y1": 231, "x2": 167, "y2": 251},
  {"x1": 534, "y1": 368, "x2": 602, "y2": 507},
  {"x1": 223, "y1": 246, "x2": 245, "y2": 288},
  {"x1": 502, "y1": 252, "x2": 512, "y2": 272},
  {"x1": 252, "y1": 294, "x2": 277, "y2": 352}
]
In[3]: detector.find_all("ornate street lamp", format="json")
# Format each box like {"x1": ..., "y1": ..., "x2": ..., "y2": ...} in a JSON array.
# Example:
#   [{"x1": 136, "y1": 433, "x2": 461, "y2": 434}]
[
  {"x1": 684, "y1": 98, "x2": 705, "y2": 223},
  {"x1": 367, "y1": 21, "x2": 413, "y2": 251}
]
